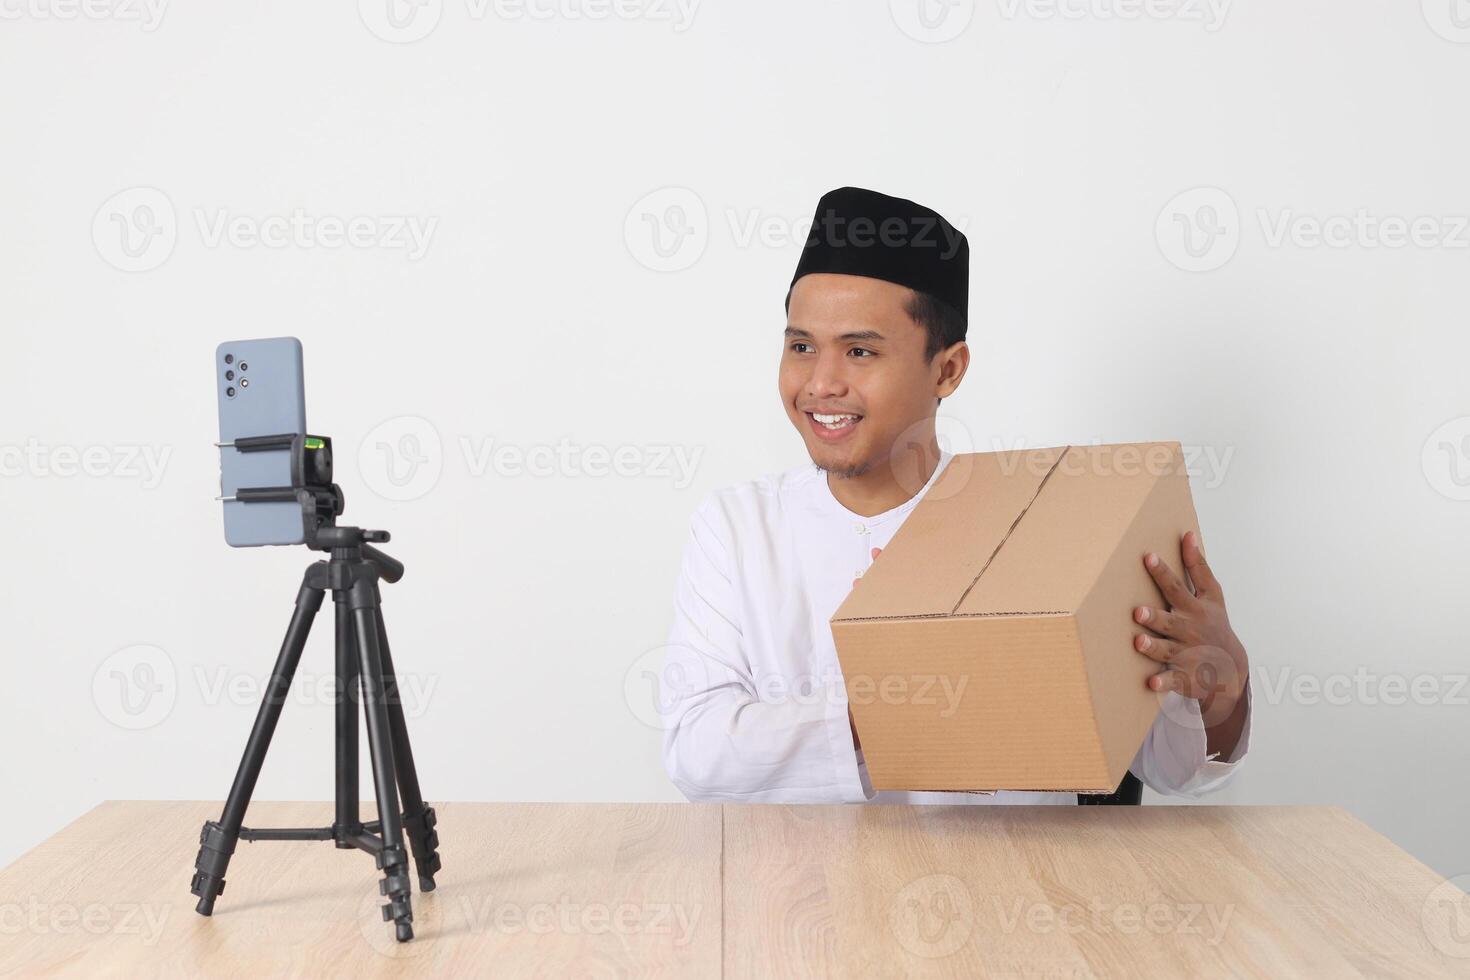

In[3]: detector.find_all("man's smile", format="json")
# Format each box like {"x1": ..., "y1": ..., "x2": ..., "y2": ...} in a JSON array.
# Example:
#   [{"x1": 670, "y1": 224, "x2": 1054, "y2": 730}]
[{"x1": 805, "y1": 410, "x2": 864, "y2": 441}]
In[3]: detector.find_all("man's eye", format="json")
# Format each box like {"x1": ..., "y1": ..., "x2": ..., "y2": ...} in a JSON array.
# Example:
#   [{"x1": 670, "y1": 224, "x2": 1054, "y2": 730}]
[
  {"x1": 790, "y1": 342, "x2": 813, "y2": 354},
  {"x1": 849, "y1": 347, "x2": 875, "y2": 358}
]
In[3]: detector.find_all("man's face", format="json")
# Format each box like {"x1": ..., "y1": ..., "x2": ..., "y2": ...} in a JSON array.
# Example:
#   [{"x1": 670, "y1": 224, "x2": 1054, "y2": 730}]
[{"x1": 780, "y1": 272, "x2": 959, "y2": 479}]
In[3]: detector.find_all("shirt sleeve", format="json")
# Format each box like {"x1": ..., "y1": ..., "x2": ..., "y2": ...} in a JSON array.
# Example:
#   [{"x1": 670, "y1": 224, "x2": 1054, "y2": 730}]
[
  {"x1": 659, "y1": 497, "x2": 870, "y2": 803},
  {"x1": 1131, "y1": 682, "x2": 1252, "y2": 799}
]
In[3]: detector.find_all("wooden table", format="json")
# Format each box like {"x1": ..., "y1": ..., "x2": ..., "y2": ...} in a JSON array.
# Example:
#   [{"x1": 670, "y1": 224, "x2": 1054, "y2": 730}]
[{"x1": 1, "y1": 802, "x2": 1466, "y2": 978}]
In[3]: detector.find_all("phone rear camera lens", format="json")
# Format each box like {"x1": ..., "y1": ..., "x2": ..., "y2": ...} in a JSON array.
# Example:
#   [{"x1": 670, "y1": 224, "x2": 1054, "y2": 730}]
[
  {"x1": 224, "y1": 354, "x2": 234, "y2": 365},
  {"x1": 240, "y1": 378, "x2": 249, "y2": 388},
  {"x1": 239, "y1": 362, "x2": 248, "y2": 371},
  {"x1": 225, "y1": 370, "x2": 234, "y2": 381},
  {"x1": 226, "y1": 386, "x2": 236, "y2": 397}
]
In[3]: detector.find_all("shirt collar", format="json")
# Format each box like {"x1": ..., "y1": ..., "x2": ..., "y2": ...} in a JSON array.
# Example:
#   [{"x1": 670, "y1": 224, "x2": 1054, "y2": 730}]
[{"x1": 816, "y1": 450, "x2": 955, "y2": 528}]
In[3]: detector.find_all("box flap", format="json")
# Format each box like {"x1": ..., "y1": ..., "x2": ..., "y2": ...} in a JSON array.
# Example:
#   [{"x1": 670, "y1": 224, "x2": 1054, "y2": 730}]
[
  {"x1": 831, "y1": 447, "x2": 1066, "y2": 622},
  {"x1": 954, "y1": 443, "x2": 1181, "y2": 617}
]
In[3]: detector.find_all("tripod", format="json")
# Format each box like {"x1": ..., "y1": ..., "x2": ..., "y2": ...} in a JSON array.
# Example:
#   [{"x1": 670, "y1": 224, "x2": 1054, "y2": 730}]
[{"x1": 189, "y1": 523, "x2": 442, "y2": 943}]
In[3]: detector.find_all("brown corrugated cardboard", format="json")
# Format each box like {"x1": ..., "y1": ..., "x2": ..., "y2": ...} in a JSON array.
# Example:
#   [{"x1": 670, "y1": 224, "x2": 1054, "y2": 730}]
[{"x1": 830, "y1": 442, "x2": 1202, "y2": 793}]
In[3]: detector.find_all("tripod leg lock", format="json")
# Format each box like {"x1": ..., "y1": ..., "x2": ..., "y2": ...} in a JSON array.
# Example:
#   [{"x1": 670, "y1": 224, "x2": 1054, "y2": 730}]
[
  {"x1": 375, "y1": 843, "x2": 415, "y2": 928},
  {"x1": 190, "y1": 820, "x2": 238, "y2": 914},
  {"x1": 402, "y1": 805, "x2": 443, "y2": 885}
]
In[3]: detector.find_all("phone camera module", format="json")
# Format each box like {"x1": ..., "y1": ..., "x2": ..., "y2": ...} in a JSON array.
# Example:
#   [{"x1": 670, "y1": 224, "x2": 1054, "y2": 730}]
[
  {"x1": 239, "y1": 362, "x2": 249, "y2": 372},
  {"x1": 225, "y1": 370, "x2": 234, "y2": 381},
  {"x1": 224, "y1": 354, "x2": 234, "y2": 365},
  {"x1": 225, "y1": 386, "x2": 236, "y2": 398}
]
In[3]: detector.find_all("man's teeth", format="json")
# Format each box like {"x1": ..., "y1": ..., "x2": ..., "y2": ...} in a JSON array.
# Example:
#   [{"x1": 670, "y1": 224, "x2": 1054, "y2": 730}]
[{"x1": 813, "y1": 412, "x2": 860, "y2": 429}]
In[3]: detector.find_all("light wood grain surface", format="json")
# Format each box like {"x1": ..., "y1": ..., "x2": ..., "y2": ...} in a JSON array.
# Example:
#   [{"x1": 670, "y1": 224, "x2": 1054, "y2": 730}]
[
  {"x1": 0, "y1": 801, "x2": 722, "y2": 979},
  {"x1": 1, "y1": 802, "x2": 1467, "y2": 978},
  {"x1": 723, "y1": 805, "x2": 1470, "y2": 979}
]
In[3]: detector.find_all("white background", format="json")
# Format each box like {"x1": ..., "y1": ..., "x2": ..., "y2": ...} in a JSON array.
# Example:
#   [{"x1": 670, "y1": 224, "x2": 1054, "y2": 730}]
[{"x1": 1, "y1": 0, "x2": 1467, "y2": 887}]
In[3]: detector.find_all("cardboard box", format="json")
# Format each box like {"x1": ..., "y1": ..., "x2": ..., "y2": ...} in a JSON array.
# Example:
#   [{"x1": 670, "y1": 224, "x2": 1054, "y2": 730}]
[{"x1": 830, "y1": 442, "x2": 1202, "y2": 794}]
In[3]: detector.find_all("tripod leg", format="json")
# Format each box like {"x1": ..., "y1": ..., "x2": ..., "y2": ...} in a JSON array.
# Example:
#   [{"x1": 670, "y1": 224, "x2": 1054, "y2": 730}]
[
  {"x1": 350, "y1": 580, "x2": 415, "y2": 943},
  {"x1": 333, "y1": 595, "x2": 360, "y2": 845},
  {"x1": 374, "y1": 608, "x2": 442, "y2": 892},
  {"x1": 191, "y1": 580, "x2": 324, "y2": 916}
]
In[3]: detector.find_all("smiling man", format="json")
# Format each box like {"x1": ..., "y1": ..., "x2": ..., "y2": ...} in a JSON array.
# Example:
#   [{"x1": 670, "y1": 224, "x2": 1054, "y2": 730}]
[{"x1": 660, "y1": 186, "x2": 1251, "y2": 804}]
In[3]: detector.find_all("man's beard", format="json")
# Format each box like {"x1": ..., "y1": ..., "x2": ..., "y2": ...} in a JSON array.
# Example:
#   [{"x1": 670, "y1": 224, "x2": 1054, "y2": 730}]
[{"x1": 813, "y1": 456, "x2": 874, "y2": 480}]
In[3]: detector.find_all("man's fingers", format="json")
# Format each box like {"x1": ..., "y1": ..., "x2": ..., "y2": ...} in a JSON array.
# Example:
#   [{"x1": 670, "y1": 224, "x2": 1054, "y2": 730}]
[
  {"x1": 1147, "y1": 667, "x2": 1188, "y2": 696},
  {"x1": 1146, "y1": 650, "x2": 1243, "y2": 724},
  {"x1": 1144, "y1": 552, "x2": 1198, "y2": 609},
  {"x1": 1134, "y1": 632, "x2": 1182, "y2": 664},
  {"x1": 1181, "y1": 531, "x2": 1223, "y2": 599},
  {"x1": 1146, "y1": 665, "x2": 1213, "y2": 702},
  {"x1": 1133, "y1": 605, "x2": 1192, "y2": 642}
]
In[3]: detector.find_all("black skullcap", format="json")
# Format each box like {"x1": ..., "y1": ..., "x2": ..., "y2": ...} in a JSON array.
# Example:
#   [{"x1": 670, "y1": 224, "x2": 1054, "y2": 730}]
[{"x1": 787, "y1": 186, "x2": 968, "y2": 327}]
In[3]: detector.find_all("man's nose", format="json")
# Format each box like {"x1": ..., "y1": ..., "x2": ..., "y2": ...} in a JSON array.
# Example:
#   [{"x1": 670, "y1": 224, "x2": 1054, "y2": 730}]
[{"x1": 806, "y1": 351, "x2": 849, "y2": 399}]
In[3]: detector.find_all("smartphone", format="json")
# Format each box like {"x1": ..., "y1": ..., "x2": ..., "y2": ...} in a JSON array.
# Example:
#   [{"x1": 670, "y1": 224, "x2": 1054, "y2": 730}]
[{"x1": 216, "y1": 337, "x2": 308, "y2": 547}]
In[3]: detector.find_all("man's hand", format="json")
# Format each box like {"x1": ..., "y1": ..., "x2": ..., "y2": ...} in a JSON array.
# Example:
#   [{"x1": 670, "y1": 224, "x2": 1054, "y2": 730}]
[{"x1": 1133, "y1": 531, "x2": 1250, "y2": 759}]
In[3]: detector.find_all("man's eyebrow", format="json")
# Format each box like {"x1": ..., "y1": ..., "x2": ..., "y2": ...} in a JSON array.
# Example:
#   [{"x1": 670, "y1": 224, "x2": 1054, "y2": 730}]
[{"x1": 783, "y1": 326, "x2": 886, "y2": 342}]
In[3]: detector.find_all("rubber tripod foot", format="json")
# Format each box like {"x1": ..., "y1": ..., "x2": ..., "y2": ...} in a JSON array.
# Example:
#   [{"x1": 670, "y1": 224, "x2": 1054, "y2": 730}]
[{"x1": 190, "y1": 820, "x2": 234, "y2": 917}]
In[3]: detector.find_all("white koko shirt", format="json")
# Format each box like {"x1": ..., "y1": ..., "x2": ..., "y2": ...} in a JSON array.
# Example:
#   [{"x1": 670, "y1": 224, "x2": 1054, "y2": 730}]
[{"x1": 661, "y1": 452, "x2": 1251, "y2": 804}]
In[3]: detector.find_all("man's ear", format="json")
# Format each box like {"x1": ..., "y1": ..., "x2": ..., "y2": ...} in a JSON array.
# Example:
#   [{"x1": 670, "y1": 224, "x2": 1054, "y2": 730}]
[{"x1": 934, "y1": 341, "x2": 969, "y2": 400}]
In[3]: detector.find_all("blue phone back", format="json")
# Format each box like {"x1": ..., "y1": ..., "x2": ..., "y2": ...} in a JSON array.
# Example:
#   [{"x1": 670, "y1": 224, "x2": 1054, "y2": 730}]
[{"x1": 216, "y1": 338, "x2": 308, "y2": 547}]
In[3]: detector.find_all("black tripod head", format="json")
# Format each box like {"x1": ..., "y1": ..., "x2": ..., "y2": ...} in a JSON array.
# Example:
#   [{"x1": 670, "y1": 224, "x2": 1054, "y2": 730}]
[
  {"x1": 224, "y1": 433, "x2": 403, "y2": 583},
  {"x1": 313, "y1": 525, "x2": 404, "y2": 584}
]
